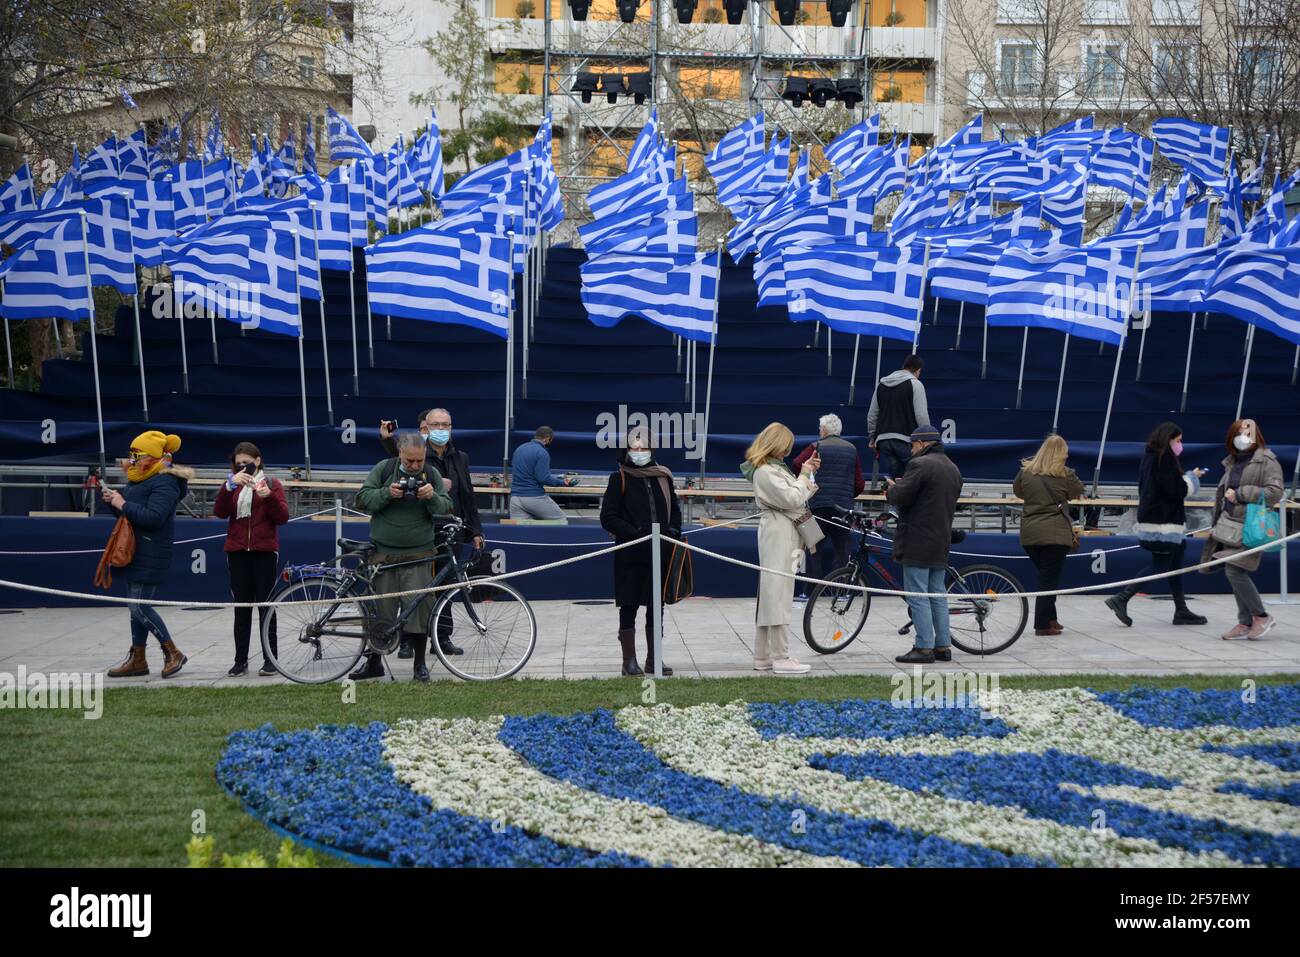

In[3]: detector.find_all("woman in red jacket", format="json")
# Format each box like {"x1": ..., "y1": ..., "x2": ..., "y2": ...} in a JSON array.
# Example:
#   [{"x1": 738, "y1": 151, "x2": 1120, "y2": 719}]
[{"x1": 213, "y1": 442, "x2": 289, "y2": 676}]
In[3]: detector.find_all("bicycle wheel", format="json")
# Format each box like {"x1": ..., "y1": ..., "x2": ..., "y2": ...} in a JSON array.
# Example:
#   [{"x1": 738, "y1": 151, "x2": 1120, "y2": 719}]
[
  {"x1": 263, "y1": 576, "x2": 369, "y2": 684},
  {"x1": 803, "y1": 566, "x2": 872, "y2": 654},
  {"x1": 429, "y1": 578, "x2": 537, "y2": 681},
  {"x1": 945, "y1": 564, "x2": 1028, "y2": 656}
]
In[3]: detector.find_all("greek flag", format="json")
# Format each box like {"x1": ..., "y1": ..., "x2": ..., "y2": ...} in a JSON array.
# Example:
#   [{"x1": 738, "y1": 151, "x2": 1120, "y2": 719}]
[
  {"x1": 1205, "y1": 242, "x2": 1300, "y2": 346},
  {"x1": 837, "y1": 145, "x2": 908, "y2": 200},
  {"x1": 118, "y1": 179, "x2": 175, "y2": 267},
  {"x1": 40, "y1": 166, "x2": 82, "y2": 210},
  {"x1": 1141, "y1": 243, "x2": 1220, "y2": 313},
  {"x1": 706, "y1": 113, "x2": 764, "y2": 191},
  {"x1": 717, "y1": 136, "x2": 790, "y2": 212},
  {"x1": 390, "y1": 148, "x2": 423, "y2": 209},
  {"x1": 579, "y1": 190, "x2": 695, "y2": 253},
  {"x1": 628, "y1": 112, "x2": 660, "y2": 171},
  {"x1": 192, "y1": 205, "x2": 321, "y2": 300},
  {"x1": 119, "y1": 86, "x2": 139, "y2": 110},
  {"x1": 927, "y1": 115, "x2": 986, "y2": 169},
  {"x1": 117, "y1": 129, "x2": 151, "y2": 181},
  {"x1": 580, "y1": 251, "x2": 720, "y2": 343},
  {"x1": 303, "y1": 122, "x2": 318, "y2": 176},
  {"x1": 303, "y1": 181, "x2": 356, "y2": 270},
  {"x1": 79, "y1": 138, "x2": 119, "y2": 187},
  {"x1": 783, "y1": 243, "x2": 926, "y2": 342},
  {"x1": 241, "y1": 228, "x2": 304, "y2": 336},
  {"x1": 365, "y1": 228, "x2": 512, "y2": 338},
  {"x1": 167, "y1": 231, "x2": 269, "y2": 320},
  {"x1": 0, "y1": 162, "x2": 36, "y2": 214},
  {"x1": 1240, "y1": 144, "x2": 1267, "y2": 203},
  {"x1": 586, "y1": 157, "x2": 673, "y2": 220},
  {"x1": 1152, "y1": 118, "x2": 1230, "y2": 183},
  {"x1": 203, "y1": 113, "x2": 225, "y2": 162},
  {"x1": 987, "y1": 244, "x2": 1140, "y2": 345},
  {"x1": 1090, "y1": 130, "x2": 1153, "y2": 199},
  {"x1": 532, "y1": 120, "x2": 563, "y2": 230},
  {"x1": 889, "y1": 181, "x2": 950, "y2": 241},
  {"x1": 447, "y1": 147, "x2": 530, "y2": 199},
  {"x1": 425, "y1": 109, "x2": 446, "y2": 199},
  {"x1": 824, "y1": 116, "x2": 881, "y2": 173},
  {"x1": 0, "y1": 217, "x2": 91, "y2": 320},
  {"x1": 327, "y1": 107, "x2": 373, "y2": 161}
]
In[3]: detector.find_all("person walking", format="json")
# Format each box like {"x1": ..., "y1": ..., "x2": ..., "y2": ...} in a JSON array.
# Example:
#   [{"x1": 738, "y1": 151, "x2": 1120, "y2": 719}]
[
  {"x1": 599, "y1": 429, "x2": 682, "y2": 676},
  {"x1": 1201, "y1": 418, "x2": 1285, "y2": 640},
  {"x1": 103, "y1": 431, "x2": 193, "y2": 679},
  {"x1": 1105, "y1": 421, "x2": 1209, "y2": 627},
  {"x1": 867, "y1": 354, "x2": 930, "y2": 483},
  {"x1": 886, "y1": 425, "x2": 962, "y2": 664},
  {"x1": 214, "y1": 442, "x2": 289, "y2": 676},
  {"x1": 509, "y1": 426, "x2": 577, "y2": 522},
  {"x1": 1013, "y1": 434, "x2": 1084, "y2": 637},
  {"x1": 792, "y1": 414, "x2": 865, "y2": 590},
  {"x1": 743, "y1": 422, "x2": 820, "y2": 675}
]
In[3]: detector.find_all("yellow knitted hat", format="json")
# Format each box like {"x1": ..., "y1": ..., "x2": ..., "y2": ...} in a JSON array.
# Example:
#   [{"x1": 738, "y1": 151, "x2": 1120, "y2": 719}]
[{"x1": 130, "y1": 431, "x2": 182, "y2": 460}]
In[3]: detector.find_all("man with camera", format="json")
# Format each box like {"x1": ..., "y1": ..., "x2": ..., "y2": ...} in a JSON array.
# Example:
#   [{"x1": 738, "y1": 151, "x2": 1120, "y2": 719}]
[
  {"x1": 379, "y1": 408, "x2": 483, "y2": 660},
  {"x1": 349, "y1": 432, "x2": 454, "y2": 682}
]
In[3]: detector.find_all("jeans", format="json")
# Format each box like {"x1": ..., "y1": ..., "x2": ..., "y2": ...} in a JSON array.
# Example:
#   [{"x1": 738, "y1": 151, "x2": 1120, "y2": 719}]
[
  {"x1": 229, "y1": 551, "x2": 278, "y2": 666},
  {"x1": 1224, "y1": 563, "x2": 1265, "y2": 625},
  {"x1": 876, "y1": 439, "x2": 911, "y2": 481},
  {"x1": 812, "y1": 507, "x2": 852, "y2": 578},
  {"x1": 903, "y1": 564, "x2": 949, "y2": 650},
  {"x1": 509, "y1": 494, "x2": 567, "y2": 522},
  {"x1": 128, "y1": 582, "x2": 172, "y2": 648},
  {"x1": 1118, "y1": 542, "x2": 1187, "y2": 605},
  {"x1": 1023, "y1": 544, "x2": 1069, "y2": 628}
]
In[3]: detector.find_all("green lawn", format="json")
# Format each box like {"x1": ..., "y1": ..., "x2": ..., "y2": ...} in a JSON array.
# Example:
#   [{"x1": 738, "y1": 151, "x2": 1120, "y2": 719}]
[{"x1": 2, "y1": 673, "x2": 1296, "y2": 867}]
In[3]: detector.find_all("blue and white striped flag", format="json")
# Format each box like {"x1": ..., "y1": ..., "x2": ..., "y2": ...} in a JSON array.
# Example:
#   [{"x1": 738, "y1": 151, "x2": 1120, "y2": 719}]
[
  {"x1": 824, "y1": 116, "x2": 881, "y2": 173},
  {"x1": 837, "y1": 145, "x2": 908, "y2": 200},
  {"x1": 203, "y1": 113, "x2": 225, "y2": 162},
  {"x1": 987, "y1": 244, "x2": 1140, "y2": 345},
  {"x1": 115, "y1": 179, "x2": 175, "y2": 267},
  {"x1": 581, "y1": 251, "x2": 720, "y2": 343},
  {"x1": 586, "y1": 156, "x2": 674, "y2": 219},
  {"x1": 326, "y1": 107, "x2": 373, "y2": 161},
  {"x1": 706, "y1": 113, "x2": 764, "y2": 192},
  {"x1": 0, "y1": 217, "x2": 91, "y2": 320},
  {"x1": 627, "y1": 111, "x2": 660, "y2": 171},
  {"x1": 0, "y1": 162, "x2": 36, "y2": 214},
  {"x1": 79, "y1": 138, "x2": 119, "y2": 188},
  {"x1": 241, "y1": 227, "x2": 304, "y2": 336},
  {"x1": 167, "y1": 231, "x2": 267, "y2": 324},
  {"x1": 579, "y1": 191, "x2": 695, "y2": 253},
  {"x1": 304, "y1": 181, "x2": 357, "y2": 270},
  {"x1": 365, "y1": 228, "x2": 513, "y2": 338},
  {"x1": 1152, "y1": 117, "x2": 1230, "y2": 183},
  {"x1": 303, "y1": 121, "x2": 318, "y2": 176},
  {"x1": 783, "y1": 243, "x2": 926, "y2": 342},
  {"x1": 116, "y1": 129, "x2": 151, "y2": 181},
  {"x1": 425, "y1": 109, "x2": 446, "y2": 199},
  {"x1": 1140, "y1": 243, "x2": 1220, "y2": 313},
  {"x1": 1240, "y1": 144, "x2": 1268, "y2": 203},
  {"x1": 1205, "y1": 241, "x2": 1300, "y2": 346},
  {"x1": 1090, "y1": 130, "x2": 1153, "y2": 200},
  {"x1": 531, "y1": 119, "x2": 563, "y2": 230}
]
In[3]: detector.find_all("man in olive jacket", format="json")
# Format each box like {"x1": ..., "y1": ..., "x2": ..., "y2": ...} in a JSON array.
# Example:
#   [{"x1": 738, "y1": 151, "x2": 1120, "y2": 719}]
[
  {"x1": 885, "y1": 425, "x2": 962, "y2": 664},
  {"x1": 350, "y1": 432, "x2": 454, "y2": 682}
]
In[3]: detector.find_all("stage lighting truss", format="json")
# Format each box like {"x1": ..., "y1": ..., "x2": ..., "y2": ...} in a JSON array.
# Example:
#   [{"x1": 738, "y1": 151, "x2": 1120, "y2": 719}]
[
  {"x1": 625, "y1": 72, "x2": 653, "y2": 104},
  {"x1": 781, "y1": 76, "x2": 809, "y2": 108},
  {"x1": 572, "y1": 72, "x2": 601, "y2": 103},
  {"x1": 809, "y1": 77, "x2": 836, "y2": 107},
  {"x1": 600, "y1": 72, "x2": 628, "y2": 103}
]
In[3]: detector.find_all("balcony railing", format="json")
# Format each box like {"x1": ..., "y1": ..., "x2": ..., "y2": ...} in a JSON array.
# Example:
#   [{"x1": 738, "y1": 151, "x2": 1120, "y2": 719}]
[
  {"x1": 1081, "y1": 0, "x2": 1130, "y2": 24},
  {"x1": 1151, "y1": 0, "x2": 1200, "y2": 24}
]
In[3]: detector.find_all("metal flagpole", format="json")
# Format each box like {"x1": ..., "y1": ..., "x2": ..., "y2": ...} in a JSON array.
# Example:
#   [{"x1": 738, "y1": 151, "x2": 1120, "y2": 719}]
[
  {"x1": 1180, "y1": 312, "x2": 1198, "y2": 413},
  {"x1": 848, "y1": 334, "x2": 861, "y2": 404},
  {"x1": 676, "y1": 335, "x2": 682, "y2": 374},
  {"x1": 698, "y1": 241, "x2": 723, "y2": 488},
  {"x1": 366, "y1": 275, "x2": 375, "y2": 368},
  {"x1": 954, "y1": 300, "x2": 966, "y2": 350},
  {"x1": 911, "y1": 240, "x2": 932, "y2": 353},
  {"x1": 522, "y1": 238, "x2": 531, "y2": 401},
  {"x1": 1, "y1": 283, "x2": 11, "y2": 386},
  {"x1": 309, "y1": 203, "x2": 334, "y2": 425},
  {"x1": 128, "y1": 268, "x2": 149, "y2": 421},
  {"x1": 345, "y1": 174, "x2": 361, "y2": 395},
  {"x1": 77, "y1": 212, "x2": 106, "y2": 469},
  {"x1": 826, "y1": 327, "x2": 832, "y2": 375},
  {"x1": 1014, "y1": 328, "x2": 1029, "y2": 409},
  {"x1": 1135, "y1": 308, "x2": 1151, "y2": 381},
  {"x1": 690, "y1": 338, "x2": 697, "y2": 422},
  {"x1": 870, "y1": 335, "x2": 883, "y2": 488},
  {"x1": 50, "y1": 309, "x2": 64, "y2": 359},
  {"x1": 980, "y1": 304, "x2": 989, "y2": 378},
  {"x1": 291, "y1": 229, "x2": 312, "y2": 479},
  {"x1": 1051, "y1": 334, "x2": 1070, "y2": 433},
  {"x1": 931, "y1": 295, "x2": 940, "y2": 325},
  {"x1": 1092, "y1": 243, "x2": 1144, "y2": 496},
  {"x1": 504, "y1": 230, "x2": 515, "y2": 484},
  {"x1": 174, "y1": 272, "x2": 190, "y2": 393},
  {"x1": 1235, "y1": 323, "x2": 1255, "y2": 421},
  {"x1": 209, "y1": 307, "x2": 219, "y2": 364},
  {"x1": 1291, "y1": 344, "x2": 1298, "y2": 386}
]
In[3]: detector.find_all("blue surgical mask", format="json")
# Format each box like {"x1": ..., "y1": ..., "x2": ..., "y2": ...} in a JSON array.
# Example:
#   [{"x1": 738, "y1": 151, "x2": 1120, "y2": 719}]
[
  {"x1": 428, "y1": 429, "x2": 450, "y2": 446},
  {"x1": 628, "y1": 450, "x2": 652, "y2": 466}
]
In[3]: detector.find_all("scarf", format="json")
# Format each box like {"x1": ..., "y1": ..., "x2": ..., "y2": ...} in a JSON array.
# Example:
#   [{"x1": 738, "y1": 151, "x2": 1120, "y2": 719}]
[
  {"x1": 621, "y1": 462, "x2": 673, "y2": 516},
  {"x1": 127, "y1": 455, "x2": 169, "y2": 483},
  {"x1": 739, "y1": 457, "x2": 791, "y2": 482},
  {"x1": 237, "y1": 470, "x2": 266, "y2": 519}
]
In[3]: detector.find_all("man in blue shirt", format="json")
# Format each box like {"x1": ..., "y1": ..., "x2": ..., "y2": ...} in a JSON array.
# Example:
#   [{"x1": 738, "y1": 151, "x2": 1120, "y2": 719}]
[{"x1": 509, "y1": 426, "x2": 577, "y2": 522}]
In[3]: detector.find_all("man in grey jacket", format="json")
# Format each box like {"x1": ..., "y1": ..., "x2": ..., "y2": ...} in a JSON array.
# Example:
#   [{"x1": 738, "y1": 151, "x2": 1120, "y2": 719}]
[{"x1": 867, "y1": 354, "x2": 930, "y2": 483}]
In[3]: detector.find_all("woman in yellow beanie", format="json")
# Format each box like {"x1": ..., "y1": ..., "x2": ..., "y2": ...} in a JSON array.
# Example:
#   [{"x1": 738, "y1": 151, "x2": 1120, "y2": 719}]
[{"x1": 102, "y1": 431, "x2": 195, "y2": 679}]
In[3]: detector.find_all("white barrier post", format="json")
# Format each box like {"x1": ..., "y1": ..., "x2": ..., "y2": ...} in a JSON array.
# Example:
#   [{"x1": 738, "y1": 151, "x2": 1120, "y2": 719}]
[
  {"x1": 334, "y1": 497, "x2": 343, "y2": 558},
  {"x1": 1267, "y1": 500, "x2": 1297, "y2": 606},
  {"x1": 651, "y1": 521, "x2": 663, "y2": 678}
]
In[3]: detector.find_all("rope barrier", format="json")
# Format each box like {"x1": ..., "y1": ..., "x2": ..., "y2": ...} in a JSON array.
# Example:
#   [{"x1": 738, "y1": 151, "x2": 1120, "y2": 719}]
[{"x1": 481, "y1": 511, "x2": 765, "y2": 546}]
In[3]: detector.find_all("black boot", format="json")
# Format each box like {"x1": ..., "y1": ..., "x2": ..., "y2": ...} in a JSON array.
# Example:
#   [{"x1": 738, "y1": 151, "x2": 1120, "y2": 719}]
[
  {"x1": 1105, "y1": 587, "x2": 1137, "y2": 627},
  {"x1": 895, "y1": 647, "x2": 935, "y2": 664},
  {"x1": 1172, "y1": 603, "x2": 1208, "y2": 625},
  {"x1": 409, "y1": 633, "x2": 431, "y2": 681},
  {"x1": 397, "y1": 635, "x2": 413, "y2": 659},
  {"x1": 437, "y1": 635, "x2": 464, "y2": 656},
  {"x1": 349, "y1": 653, "x2": 384, "y2": 681},
  {"x1": 643, "y1": 621, "x2": 673, "y2": 676},
  {"x1": 618, "y1": 628, "x2": 643, "y2": 677}
]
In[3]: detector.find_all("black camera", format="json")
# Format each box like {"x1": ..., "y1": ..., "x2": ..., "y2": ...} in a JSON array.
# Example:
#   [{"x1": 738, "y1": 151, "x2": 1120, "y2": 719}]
[{"x1": 396, "y1": 474, "x2": 426, "y2": 500}]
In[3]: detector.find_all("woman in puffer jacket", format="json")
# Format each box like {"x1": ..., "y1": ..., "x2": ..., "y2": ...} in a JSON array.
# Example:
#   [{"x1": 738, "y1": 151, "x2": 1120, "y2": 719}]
[
  {"x1": 103, "y1": 431, "x2": 194, "y2": 679},
  {"x1": 1201, "y1": 418, "x2": 1285, "y2": 641},
  {"x1": 213, "y1": 441, "x2": 290, "y2": 675},
  {"x1": 1105, "y1": 421, "x2": 1209, "y2": 628}
]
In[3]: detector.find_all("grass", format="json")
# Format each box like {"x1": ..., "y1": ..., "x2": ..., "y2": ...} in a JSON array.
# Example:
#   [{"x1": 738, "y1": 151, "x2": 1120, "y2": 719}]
[{"x1": 2, "y1": 673, "x2": 1297, "y2": 867}]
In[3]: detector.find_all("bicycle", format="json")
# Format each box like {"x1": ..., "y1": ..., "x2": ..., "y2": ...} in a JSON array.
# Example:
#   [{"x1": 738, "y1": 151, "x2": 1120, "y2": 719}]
[
  {"x1": 262, "y1": 517, "x2": 537, "y2": 683},
  {"x1": 802, "y1": 505, "x2": 1029, "y2": 656}
]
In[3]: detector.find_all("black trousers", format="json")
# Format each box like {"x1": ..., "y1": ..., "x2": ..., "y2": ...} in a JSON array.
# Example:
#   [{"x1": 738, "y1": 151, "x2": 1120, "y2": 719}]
[
  {"x1": 1023, "y1": 544, "x2": 1069, "y2": 628},
  {"x1": 812, "y1": 507, "x2": 852, "y2": 578},
  {"x1": 229, "y1": 550, "x2": 278, "y2": 666},
  {"x1": 1118, "y1": 543, "x2": 1187, "y2": 604},
  {"x1": 619, "y1": 604, "x2": 647, "y2": 630}
]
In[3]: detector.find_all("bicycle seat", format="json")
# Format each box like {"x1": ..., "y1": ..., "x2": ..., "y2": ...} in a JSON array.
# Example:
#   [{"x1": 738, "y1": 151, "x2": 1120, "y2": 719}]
[{"x1": 337, "y1": 538, "x2": 376, "y2": 556}]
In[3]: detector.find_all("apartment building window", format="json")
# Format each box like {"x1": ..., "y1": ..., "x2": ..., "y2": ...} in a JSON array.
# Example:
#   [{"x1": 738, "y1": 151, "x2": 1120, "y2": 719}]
[
  {"x1": 1081, "y1": 0, "x2": 1129, "y2": 23},
  {"x1": 995, "y1": 0, "x2": 1043, "y2": 24},
  {"x1": 998, "y1": 41, "x2": 1040, "y2": 95},
  {"x1": 254, "y1": 52, "x2": 273, "y2": 79},
  {"x1": 676, "y1": 67, "x2": 741, "y2": 99},
  {"x1": 1082, "y1": 42, "x2": 1124, "y2": 98},
  {"x1": 1239, "y1": 45, "x2": 1281, "y2": 95},
  {"x1": 874, "y1": 69, "x2": 927, "y2": 103},
  {"x1": 1153, "y1": 42, "x2": 1195, "y2": 95},
  {"x1": 299, "y1": 56, "x2": 316, "y2": 84},
  {"x1": 869, "y1": 0, "x2": 927, "y2": 27},
  {"x1": 1151, "y1": 0, "x2": 1199, "y2": 24},
  {"x1": 495, "y1": 62, "x2": 547, "y2": 95},
  {"x1": 495, "y1": 0, "x2": 540, "y2": 17}
]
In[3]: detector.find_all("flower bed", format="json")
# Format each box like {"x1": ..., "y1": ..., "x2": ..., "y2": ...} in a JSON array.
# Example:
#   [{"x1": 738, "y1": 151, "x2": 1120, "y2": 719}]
[{"x1": 217, "y1": 687, "x2": 1300, "y2": 867}]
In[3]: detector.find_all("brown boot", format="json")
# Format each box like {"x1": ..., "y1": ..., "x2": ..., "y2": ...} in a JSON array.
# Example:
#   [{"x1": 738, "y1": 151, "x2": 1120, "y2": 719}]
[
  {"x1": 107, "y1": 646, "x2": 149, "y2": 678},
  {"x1": 618, "y1": 628, "x2": 643, "y2": 677},
  {"x1": 160, "y1": 640, "x2": 187, "y2": 678},
  {"x1": 643, "y1": 620, "x2": 673, "y2": 677}
]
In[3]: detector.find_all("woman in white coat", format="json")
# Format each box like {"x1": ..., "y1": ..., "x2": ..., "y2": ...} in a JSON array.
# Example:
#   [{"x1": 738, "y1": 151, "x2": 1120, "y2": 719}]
[{"x1": 741, "y1": 422, "x2": 821, "y2": 675}]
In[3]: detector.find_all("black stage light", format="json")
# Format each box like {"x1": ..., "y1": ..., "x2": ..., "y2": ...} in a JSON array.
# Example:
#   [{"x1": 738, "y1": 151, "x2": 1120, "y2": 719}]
[
  {"x1": 626, "y1": 72, "x2": 653, "y2": 105},
  {"x1": 723, "y1": 0, "x2": 746, "y2": 22},
  {"x1": 810, "y1": 78, "x2": 836, "y2": 107},
  {"x1": 782, "y1": 76, "x2": 809, "y2": 107},
  {"x1": 675, "y1": 0, "x2": 697, "y2": 23},
  {"x1": 616, "y1": 0, "x2": 640, "y2": 22},
  {"x1": 573, "y1": 72, "x2": 600, "y2": 103},
  {"x1": 568, "y1": 0, "x2": 590, "y2": 21},
  {"x1": 601, "y1": 73, "x2": 628, "y2": 103},
  {"x1": 775, "y1": 0, "x2": 799, "y2": 25},
  {"x1": 836, "y1": 77, "x2": 863, "y2": 107},
  {"x1": 827, "y1": 0, "x2": 851, "y2": 26}
]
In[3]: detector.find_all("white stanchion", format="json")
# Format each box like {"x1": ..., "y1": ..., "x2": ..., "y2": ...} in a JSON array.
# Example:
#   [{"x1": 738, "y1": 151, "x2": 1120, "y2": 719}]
[
  {"x1": 334, "y1": 497, "x2": 343, "y2": 559},
  {"x1": 651, "y1": 522, "x2": 663, "y2": 678}
]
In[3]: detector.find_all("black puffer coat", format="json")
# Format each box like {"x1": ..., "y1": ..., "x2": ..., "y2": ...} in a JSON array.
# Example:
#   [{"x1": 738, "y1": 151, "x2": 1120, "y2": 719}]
[{"x1": 599, "y1": 451, "x2": 682, "y2": 608}]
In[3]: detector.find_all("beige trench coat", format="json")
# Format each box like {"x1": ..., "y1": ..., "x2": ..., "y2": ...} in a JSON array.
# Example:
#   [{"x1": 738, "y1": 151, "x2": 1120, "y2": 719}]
[{"x1": 753, "y1": 463, "x2": 818, "y2": 627}]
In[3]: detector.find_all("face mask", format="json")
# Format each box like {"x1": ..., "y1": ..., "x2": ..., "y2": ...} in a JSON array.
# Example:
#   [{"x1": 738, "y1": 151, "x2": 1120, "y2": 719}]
[
  {"x1": 428, "y1": 429, "x2": 450, "y2": 446},
  {"x1": 1233, "y1": 434, "x2": 1254, "y2": 451},
  {"x1": 1170, "y1": 439, "x2": 1184, "y2": 457},
  {"x1": 628, "y1": 450, "x2": 652, "y2": 467}
]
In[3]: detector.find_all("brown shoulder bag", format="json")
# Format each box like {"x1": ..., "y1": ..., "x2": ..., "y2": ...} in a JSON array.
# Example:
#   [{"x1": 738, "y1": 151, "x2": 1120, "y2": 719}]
[{"x1": 94, "y1": 515, "x2": 136, "y2": 589}]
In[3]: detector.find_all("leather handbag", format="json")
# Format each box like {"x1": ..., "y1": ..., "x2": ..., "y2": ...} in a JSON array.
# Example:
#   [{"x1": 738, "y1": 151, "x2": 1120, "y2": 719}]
[
  {"x1": 794, "y1": 510, "x2": 825, "y2": 551},
  {"x1": 1034, "y1": 473, "x2": 1080, "y2": 553},
  {"x1": 661, "y1": 540, "x2": 694, "y2": 606},
  {"x1": 94, "y1": 515, "x2": 136, "y2": 589}
]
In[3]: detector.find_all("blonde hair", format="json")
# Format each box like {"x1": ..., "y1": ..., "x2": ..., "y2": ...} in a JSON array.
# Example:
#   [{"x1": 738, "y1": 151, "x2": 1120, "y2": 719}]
[
  {"x1": 1021, "y1": 434, "x2": 1070, "y2": 477},
  {"x1": 745, "y1": 422, "x2": 795, "y2": 468}
]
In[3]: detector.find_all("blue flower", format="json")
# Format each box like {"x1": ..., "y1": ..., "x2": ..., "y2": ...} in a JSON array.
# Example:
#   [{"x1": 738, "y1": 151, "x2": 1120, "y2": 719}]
[
  {"x1": 1201, "y1": 742, "x2": 1300, "y2": 773},
  {"x1": 749, "y1": 698, "x2": 1015, "y2": 741},
  {"x1": 1096, "y1": 686, "x2": 1300, "y2": 730}
]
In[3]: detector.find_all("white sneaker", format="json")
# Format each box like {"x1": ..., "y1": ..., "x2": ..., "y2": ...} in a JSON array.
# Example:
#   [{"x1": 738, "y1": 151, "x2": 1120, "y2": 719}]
[
  {"x1": 1221, "y1": 623, "x2": 1251, "y2": 640},
  {"x1": 752, "y1": 657, "x2": 774, "y2": 671},
  {"x1": 772, "y1": 657, "x2": 812, "y2": 675},
  {"x1": 1247, "y1": 615, "x2": 1276, "y2": 640}
]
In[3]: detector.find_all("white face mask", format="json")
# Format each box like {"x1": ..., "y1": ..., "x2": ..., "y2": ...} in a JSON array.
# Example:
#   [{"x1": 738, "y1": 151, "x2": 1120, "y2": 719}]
[
  {"x1": 628, "y1": 450, "x2": 652, "y2": 467},
  {"x1": 1233, "y1": 434, "x2": 1254, "y2": 451}
]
